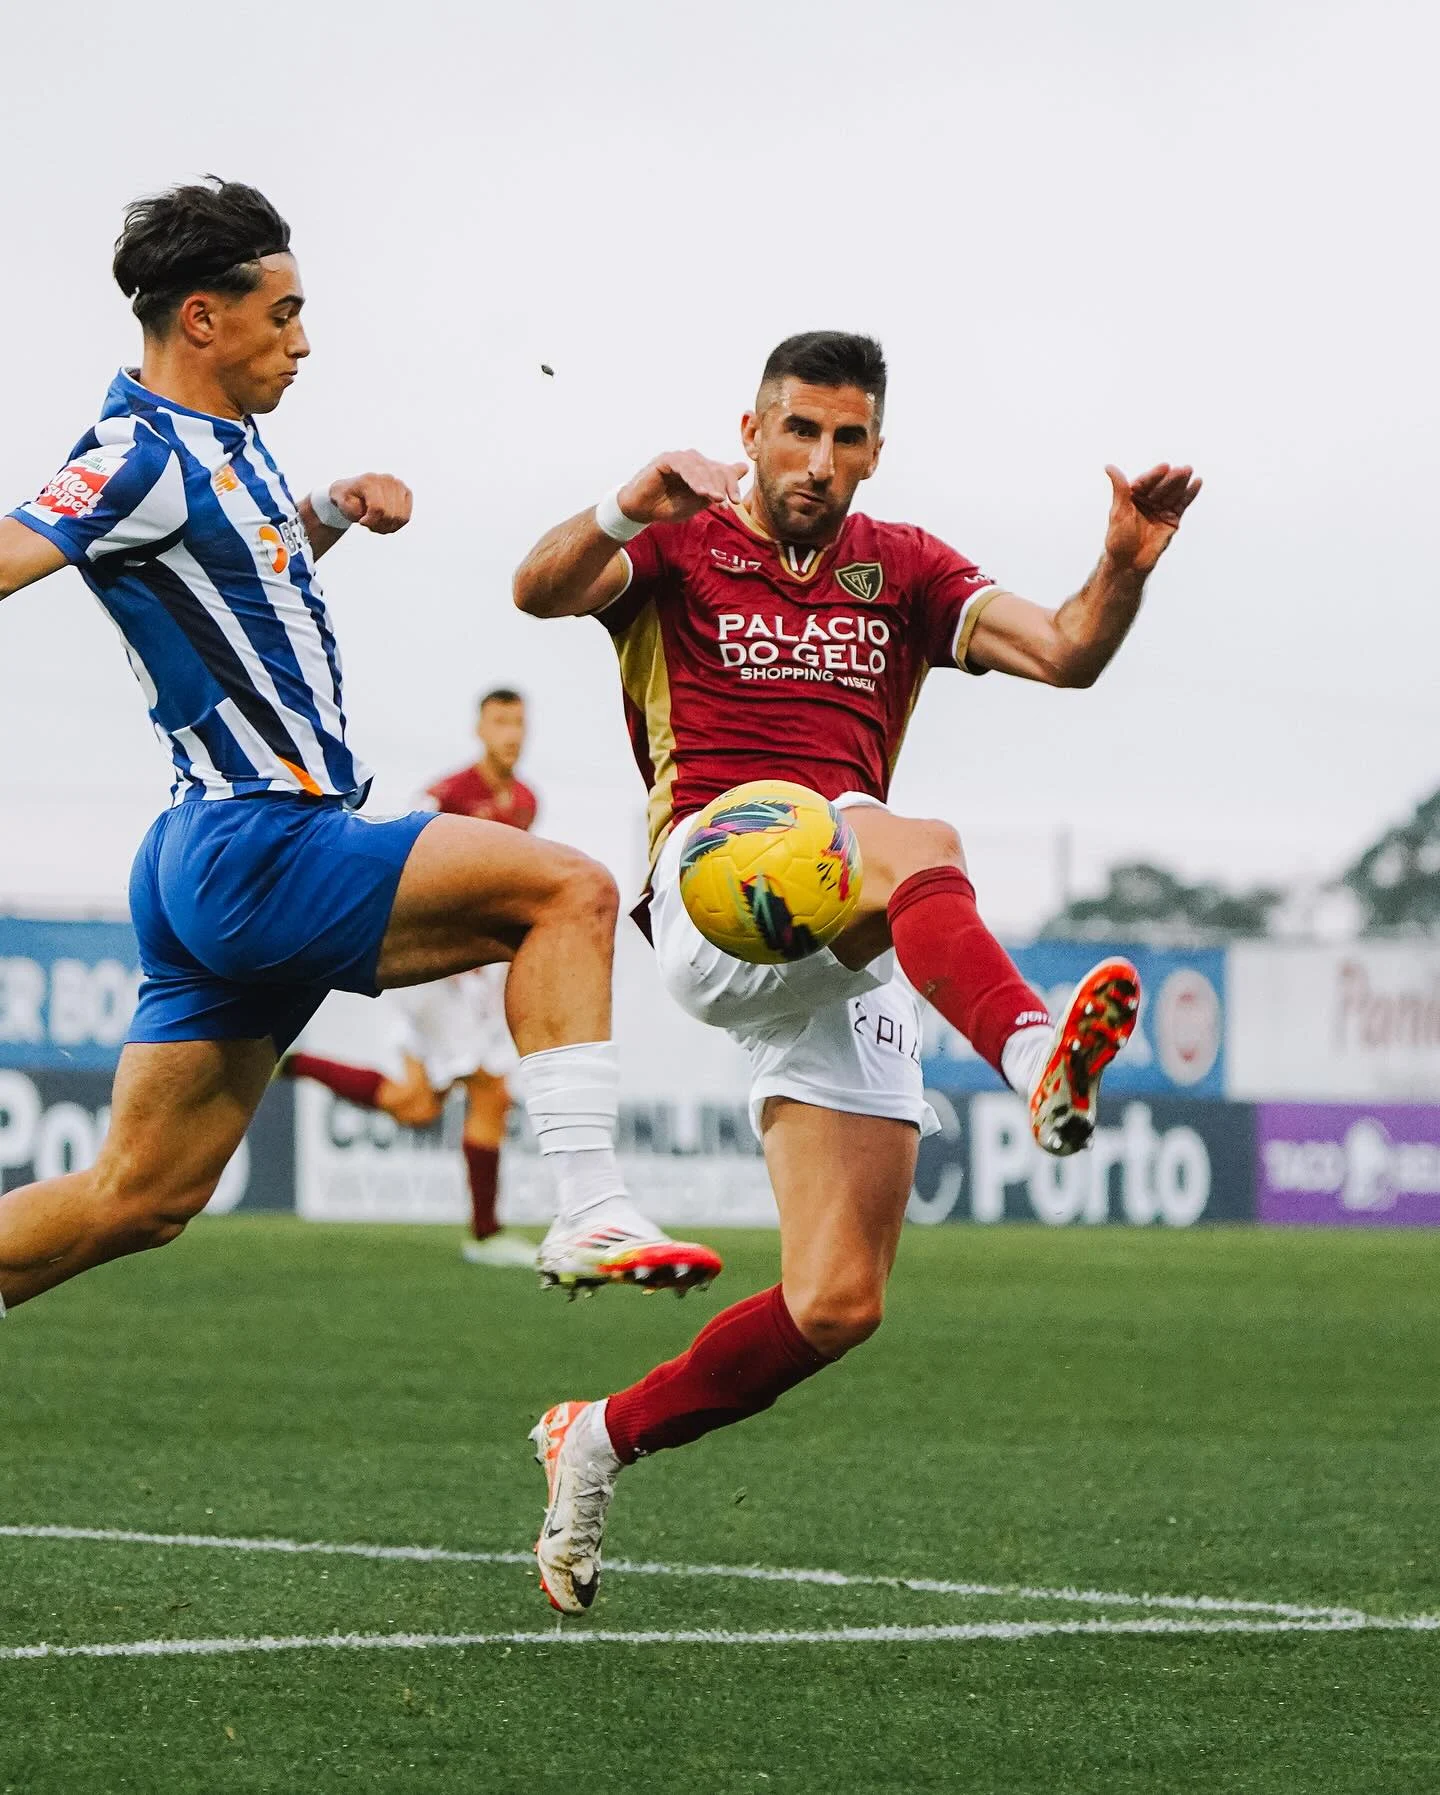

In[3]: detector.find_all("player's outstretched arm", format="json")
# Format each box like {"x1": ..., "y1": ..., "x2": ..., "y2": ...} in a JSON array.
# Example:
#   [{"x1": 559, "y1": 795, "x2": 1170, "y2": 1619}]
[
  {"x1": 0, "y1": 519, "x2": 68, "y2": 604},
  {"x1": 514, "y1": 451, "x2": 748, "y2": 619},
  {"x1": 298, "y1": 474, "x2": 413, "y2": 560},
  {"x1": 967, "y1": 463, "x2": 1202, "y2": 687}
]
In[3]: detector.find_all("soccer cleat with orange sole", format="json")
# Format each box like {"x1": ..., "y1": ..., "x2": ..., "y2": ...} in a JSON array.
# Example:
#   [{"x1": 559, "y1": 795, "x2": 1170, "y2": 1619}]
[
  {"x1": 536, "y1": 1197, "x2": 723, "y2": 1298},
  {"x1": 1028, "y1": 957, "x2": 1142, "y2": 1157},
  {"x1": 530, "y1": 1400, "x2": 617, "y2": 1614}
]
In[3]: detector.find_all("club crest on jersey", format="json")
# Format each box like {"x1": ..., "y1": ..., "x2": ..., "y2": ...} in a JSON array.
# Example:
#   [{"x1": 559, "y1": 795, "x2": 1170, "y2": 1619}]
[
  {"x1": 834, "y1": 561, "x2": 884, "y2": 603},
  {"x1": 709, "y1": 547, "x2": 764, "y2": 576}
]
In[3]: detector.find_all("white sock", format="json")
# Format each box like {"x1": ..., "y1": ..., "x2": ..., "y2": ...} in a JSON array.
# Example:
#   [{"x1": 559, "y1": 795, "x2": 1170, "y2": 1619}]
[
  {"x1": 1000, "y1": 1022, "x2": 1054, "y2": 1098},
  {"x1": 517, "y1": 1040, "x2": 628, "y2": 1224},
  {"x1": 580, "y1": 1399, "x2": 623, "y2": 1476}
]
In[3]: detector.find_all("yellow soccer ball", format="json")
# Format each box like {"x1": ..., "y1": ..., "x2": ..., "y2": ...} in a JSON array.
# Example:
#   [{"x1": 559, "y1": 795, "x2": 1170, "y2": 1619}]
[{"x1": 678, "y1": 780, "x2": 863, "y2": 964}]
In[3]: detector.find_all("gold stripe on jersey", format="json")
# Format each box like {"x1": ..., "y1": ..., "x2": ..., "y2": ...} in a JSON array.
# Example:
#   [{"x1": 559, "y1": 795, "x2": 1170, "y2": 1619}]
[
  {"x1": 611, "y1": 599, "x2": 680, "y2": 865},
  {"x1": 954, "y1": 585, "x2": 1007, "y2": 669},
  {"x1": 729, "y1": 502, "x2": 831, "y2": 585}
]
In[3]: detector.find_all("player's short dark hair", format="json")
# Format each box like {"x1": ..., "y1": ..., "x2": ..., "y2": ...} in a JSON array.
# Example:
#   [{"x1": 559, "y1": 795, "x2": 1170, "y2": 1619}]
[
  {"x1": 479, "y1": 687, "x2": 524, "y2": 711},
  {"x1": 113, "y1": 177, "x2": 292, "y2": 334},
  {"x1": 758, "y1": 331, "x2": 887, "y2": 420}
]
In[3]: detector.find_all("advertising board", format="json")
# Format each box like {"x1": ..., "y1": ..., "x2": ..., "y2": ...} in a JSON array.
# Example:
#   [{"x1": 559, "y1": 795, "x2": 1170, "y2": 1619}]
[
  {"x1": 1228, "y1": 943, "x2": 1440, "y2": 1101},
  {"x1": 923, "y1": 943, "x2": 1227, "y2": 1099},
  {"x1": 0, "y1": 1066, "x2": 295, "y2": 1213},
  {"x1": 909, "y1": 1092, "x2": 1255, "y2": 1227},
  {"x1": 294, "y1": 1085, "x2": 778, "y2": 1228},
  {"x1": 0, "y1": 917, "x2": 140, "y2": 1071},
  {"x1": 1256, "y1": 1102, "x2": 1440, "y2": 1227}
]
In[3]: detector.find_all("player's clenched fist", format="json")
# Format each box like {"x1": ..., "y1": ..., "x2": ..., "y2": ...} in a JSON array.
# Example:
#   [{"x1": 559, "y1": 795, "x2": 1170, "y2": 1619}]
[
  {"x1": 617, "y1": 452, "x2": 750, "y2": 526},
  {"x1": 328, "y1": 472, "x2": 414, "y2": 534}
]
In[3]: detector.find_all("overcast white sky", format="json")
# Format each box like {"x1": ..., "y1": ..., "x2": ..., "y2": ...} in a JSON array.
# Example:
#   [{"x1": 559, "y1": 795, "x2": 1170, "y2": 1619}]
[{"x1": 1, "y1": 0, "x2": 1435, "y2": 932}]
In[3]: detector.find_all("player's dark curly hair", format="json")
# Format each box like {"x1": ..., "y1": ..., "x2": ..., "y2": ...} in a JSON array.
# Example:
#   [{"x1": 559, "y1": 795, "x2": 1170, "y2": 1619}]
[
  {"x1": 112, "y1": 177, "x2": 292, "y2": 333},
  {"x1": 759, "y1": 331, "x2": 887, "y2": 419},
  {"x1": 479, "y1": 687, "x2": 524, "y2": 710}
]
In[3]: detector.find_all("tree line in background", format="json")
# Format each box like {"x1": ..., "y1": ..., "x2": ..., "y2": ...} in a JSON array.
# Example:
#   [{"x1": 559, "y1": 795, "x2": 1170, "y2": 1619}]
[{"x1": 1041, "y1": 785, "x2": 1440, "y2": 942}]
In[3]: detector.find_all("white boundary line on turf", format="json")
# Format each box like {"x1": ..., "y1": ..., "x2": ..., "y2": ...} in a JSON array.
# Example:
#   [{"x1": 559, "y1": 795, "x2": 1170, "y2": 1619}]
[
  {"x1": 3, "y1": 1614, "x2": 1439, "y2": 1664},
  {"x1": 0, "y1": 1524, "x2": 1379, "y2": 1626}
]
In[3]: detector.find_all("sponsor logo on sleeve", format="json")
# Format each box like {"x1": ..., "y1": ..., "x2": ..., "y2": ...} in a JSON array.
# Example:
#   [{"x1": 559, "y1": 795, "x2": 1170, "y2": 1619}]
[
  {"x1": 31, "y1": 448, "x2": 127, "y2": 522},
  {"x1": 834, "y1": 561, "x2": 884, "y2": 603}
]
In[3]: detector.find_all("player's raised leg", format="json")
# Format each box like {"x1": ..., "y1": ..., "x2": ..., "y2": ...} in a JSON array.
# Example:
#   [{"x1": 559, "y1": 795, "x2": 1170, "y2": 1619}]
[
  {"x1": 379, "y1": 814, "x2": 721, "y2": 1293},
  {"x1": 0, "y1": 1039, "x2": 274, "y2": 1311},
  {"x1": 837, "y1": 805, "x2": 1139, "y2": 1155},
  {"x1": 533, "y1": 1100, "x2": 915, "y2": 1612}
]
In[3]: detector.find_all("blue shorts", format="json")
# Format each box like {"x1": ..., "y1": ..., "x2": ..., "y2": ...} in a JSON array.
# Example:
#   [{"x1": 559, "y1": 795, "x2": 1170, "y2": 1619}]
[{"x1": 128, "y1": 796, "x2": 436, "y2": 1053}]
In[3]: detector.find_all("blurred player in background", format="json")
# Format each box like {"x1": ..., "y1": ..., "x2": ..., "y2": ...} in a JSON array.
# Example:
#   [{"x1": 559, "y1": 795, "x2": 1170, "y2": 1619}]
[
  {"x1": 0, "y1": 179, "x2": 720, "y2": 1322},
  {"x1": 282, "y1": 690, "x2": 540, "y2": 1266},
  {"x1": 513, "y1": 329, "x2": 1200, "y2": 1611}
]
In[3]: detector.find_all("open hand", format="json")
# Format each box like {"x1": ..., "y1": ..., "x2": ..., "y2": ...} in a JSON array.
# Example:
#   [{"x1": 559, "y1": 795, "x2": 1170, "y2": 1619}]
[
  {"x1": 1103, "y1": 464, "x2": 1201, "y2": 574},
  {"x1": 617, "y1": 451, "x2": 749, "y2": 526},
  {"x1": 329, "y1": 473, "x2": 413, "y2": 534}
]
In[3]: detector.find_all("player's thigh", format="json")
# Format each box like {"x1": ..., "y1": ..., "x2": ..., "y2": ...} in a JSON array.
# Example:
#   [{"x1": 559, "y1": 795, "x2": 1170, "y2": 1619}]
[
  {"x1": 763, "y1": 1099, "x2": 919, "y2": 1317},
  {"x1": 95, "y1": 1038, "x2": 276, "y2": 1215},
  {"x1": 377, "y1": 815, "x2": 612, "y2": 987}
]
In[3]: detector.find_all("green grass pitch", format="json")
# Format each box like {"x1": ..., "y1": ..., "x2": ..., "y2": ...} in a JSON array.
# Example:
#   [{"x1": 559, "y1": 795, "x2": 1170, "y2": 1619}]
[{"x1": 2, "y1": 1218, "x2": 1437, "y2": 1793}]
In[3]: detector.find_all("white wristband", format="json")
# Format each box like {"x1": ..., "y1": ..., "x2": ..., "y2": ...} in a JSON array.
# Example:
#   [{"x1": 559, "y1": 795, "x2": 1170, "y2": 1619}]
[
  {"x1": 594, "y1": 485, "x2": 648, "y2": 543},
  {"x1": 309, "y1": 485, "x2": 353, "y2": 533}
]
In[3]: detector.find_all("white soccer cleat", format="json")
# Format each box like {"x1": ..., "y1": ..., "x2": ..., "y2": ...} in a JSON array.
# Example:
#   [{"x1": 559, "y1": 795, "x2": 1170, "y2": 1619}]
[
  {"x1": 1029, "y1": 957, "x2": 1142, "y2": 1157},
  {"x1": 460, "y1": 1230, "x2": 538, "y2": 1269},
  {"x1": 530, "y1": 1400, "x2": 618, "y2": 1614},
  {"x1": 536, "y1": 1196, "x2": 723, "y2": 1297}
]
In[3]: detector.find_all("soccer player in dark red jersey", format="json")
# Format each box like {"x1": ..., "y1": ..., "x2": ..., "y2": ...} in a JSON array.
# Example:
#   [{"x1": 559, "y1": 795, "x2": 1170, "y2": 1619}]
[
  {"x1": 512, "y1": 331, "x2": 1201, "y2": 1612},
  {"x1": 282, "y1": 689, "x2": 542, "y2": 1265}
]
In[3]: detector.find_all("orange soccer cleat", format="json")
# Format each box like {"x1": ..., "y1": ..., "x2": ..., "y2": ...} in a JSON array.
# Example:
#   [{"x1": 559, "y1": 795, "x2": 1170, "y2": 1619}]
[{"x1": 1028, "y1": 957, "x2": 1142, "y2": 1157}]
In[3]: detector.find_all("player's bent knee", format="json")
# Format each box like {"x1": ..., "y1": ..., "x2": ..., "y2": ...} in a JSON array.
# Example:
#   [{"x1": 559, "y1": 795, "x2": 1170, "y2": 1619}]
[
  {"x1": 785, "y1": 1287, "x2": 886, "y2": 1359},
  {"x1": 911, "y1": 817, "x2": 964, "y2": 870},
  {"x1": 545, "y1": 849, "x2": 619, "y2": 924},
  {"x1": 90, "y1": 1167, "x2": 220, "y2": 1256}
]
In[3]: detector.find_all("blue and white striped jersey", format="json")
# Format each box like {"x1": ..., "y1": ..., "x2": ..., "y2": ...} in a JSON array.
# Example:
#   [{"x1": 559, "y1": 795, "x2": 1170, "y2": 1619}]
[{"x1": 9, "y1": 369, "x2": 371, "y2": 806}]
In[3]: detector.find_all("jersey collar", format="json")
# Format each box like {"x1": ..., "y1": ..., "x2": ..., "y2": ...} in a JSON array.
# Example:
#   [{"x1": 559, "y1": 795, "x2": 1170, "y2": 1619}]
[{"x1": 729, "y1": 499, "x2": 839, "y2": 585}]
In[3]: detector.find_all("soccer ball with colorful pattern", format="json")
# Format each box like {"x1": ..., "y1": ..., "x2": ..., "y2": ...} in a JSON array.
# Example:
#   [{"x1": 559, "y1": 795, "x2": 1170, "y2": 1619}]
[{"x1": 678, "y1": 780, "x2": 863, "y2": 964}]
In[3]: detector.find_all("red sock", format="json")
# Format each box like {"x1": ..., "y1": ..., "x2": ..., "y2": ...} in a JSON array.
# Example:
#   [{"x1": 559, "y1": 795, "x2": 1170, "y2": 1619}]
[
  {"x1": 464, "y1": 1143, "x2": 500, "y2": 1240},
  {"x1": 281, "y1": 1054, "x2": 386, "y2": 1110},
  {"x1": 605, "y1": 1284, "x2": 831, "y2": 1464},
  {"x1": 888, "y1": 866, "x2": 1050, "y2": 1075}
]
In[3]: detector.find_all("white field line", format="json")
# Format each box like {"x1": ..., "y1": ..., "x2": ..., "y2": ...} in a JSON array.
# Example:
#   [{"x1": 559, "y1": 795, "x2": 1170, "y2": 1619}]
[
  {"x1": 4, "y1": 1614, "x2": 1440, "y2": 1664},
  {"x1": 0, "y1": 1524, "x2": 1375, "y2": 1626}
]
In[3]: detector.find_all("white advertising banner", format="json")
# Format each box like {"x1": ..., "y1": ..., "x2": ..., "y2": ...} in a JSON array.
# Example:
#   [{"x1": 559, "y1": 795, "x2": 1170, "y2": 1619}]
[
  {"x1": 1228, "y1": 942, "x2": 1440, "y2": 1101},
  {"x1": 296, "y1": 925, "x2": 780, "y2": 1227}
]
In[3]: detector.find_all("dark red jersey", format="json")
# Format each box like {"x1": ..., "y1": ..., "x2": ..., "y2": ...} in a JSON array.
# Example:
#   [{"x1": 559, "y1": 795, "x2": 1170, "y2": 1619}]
[
  {"x1": 426, "y1": 763, "x2": 538, "y2": 830},
  {"x1": 598, "y1": 502, "x2": 1000, "y2": 862}
]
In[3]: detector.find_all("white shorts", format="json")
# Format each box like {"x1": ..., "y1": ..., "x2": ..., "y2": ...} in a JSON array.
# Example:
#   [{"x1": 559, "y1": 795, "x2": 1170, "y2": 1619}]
[
  {"x1": 383, "y1": 964, "x2": 518, "y2": 1090},
  {"x1": 651, "y1": 794, "x2": 939, "y2": 1140}
]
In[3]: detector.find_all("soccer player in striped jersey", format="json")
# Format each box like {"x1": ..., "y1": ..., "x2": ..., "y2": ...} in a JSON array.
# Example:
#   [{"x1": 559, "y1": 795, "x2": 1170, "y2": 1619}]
[
  {"x1": 282, "y1": 689, "x2": 543, "y2": 1267},
  {"x1": 513, "y1": 331, "x2": 1200, "y2": 1612},
  {"x1": 0, "y1": 179, "x2": 720, "y2": 1318}
]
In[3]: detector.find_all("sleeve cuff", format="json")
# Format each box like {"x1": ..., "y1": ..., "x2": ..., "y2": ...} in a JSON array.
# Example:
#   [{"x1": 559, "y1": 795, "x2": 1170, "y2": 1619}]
[
  {"x1": 6, "y1": 508, "x2": 88, "y2": 567},
  {"x1": 953, "y1": 585, "x2": 1006, "y2": 673}
]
